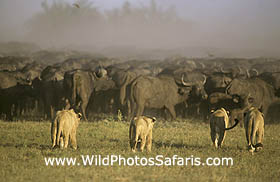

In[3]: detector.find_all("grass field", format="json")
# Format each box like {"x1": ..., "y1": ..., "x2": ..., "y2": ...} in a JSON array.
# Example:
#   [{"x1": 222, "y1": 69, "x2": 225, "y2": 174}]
[{"x1": 0, "y1": 117, "x2": 279, "y2": 181}]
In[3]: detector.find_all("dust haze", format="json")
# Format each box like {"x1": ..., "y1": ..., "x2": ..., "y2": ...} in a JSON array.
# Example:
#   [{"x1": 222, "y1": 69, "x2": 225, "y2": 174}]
[
  {"x1": 25, "y1": 0, "x2": 194, "y2": 54},
  {"x1": 1, "y1": 0, "x2": 280, "y2": 58}
]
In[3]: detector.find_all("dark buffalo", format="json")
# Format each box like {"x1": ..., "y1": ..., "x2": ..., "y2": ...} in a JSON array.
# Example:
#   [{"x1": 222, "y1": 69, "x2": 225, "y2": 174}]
[
  {"x1": 180, "y1": 71, "x2": 208, "y2": 118},
  {"x1": 88, "y1": 88, "x2": 120, "y2": 115},
  {"x1": 0, "y1": 56, "x2": 33, "y2": 71},
  {"x1": 20, "y1": 61, "x2": 46, "y2": 81},
  {"x1": 0, "y1": 71, "x2": 22, "y2": 89},
  {"x1": 108, "y1": 60, "x2": 160, "y2": 106},
  {"x1": 31, "y1": 64, "x2": 65, "y2": 119},
  {"x1": 0, "y1": 83, "x2": 35, "y2": 120},
  {"x1": 63, "y1": 69, "x2": 115, "y2": 121},
  {"x1": 0, "y1": 69, "x2": 34, "y2": 120},
  {"x1": 226, "y1": 78, "x2": 277, "y2": 117},
  {"x1": 250, "y1": 59, "x2": 280, "y2": 74},
  {"x1": 32, "y1": 58, "x2": 102, "y2": 120},
  {"x1": 229, "y1": 108, "x2": 246, "y2": 127},
  {"x1": 204, "y1": 72, "x2": 232, "y2": 95},
  {"x1": 206, "y1": 91, "x2": 256, "y2": 123},
  {"x1": 0, "y1": 66, "x2": 34, "y2": 90},
  {"x1": 110, "y1": 70, "x2": 139, "y2": 106},
  {"x1": 203, "y1": 64, "x2": 251, "y2": 95},
  {"x1": 208, "y1": 92, "x2": 237, "y2": 111},
  {"x1": 258, "y1": 72, "x2": 280, "y2": 97},
  {"x1": 228, "y1": 94, "x2": 253, "y2": 127},
  {"x1": 32, "y1": 76, "x2": 64, "y2": 120},
  {"x1": 108, "y1": 64, "x2": 156, "y2": 119},
  {"x1": 128, "y1": 74, "x2": 206, "y2": 121}
]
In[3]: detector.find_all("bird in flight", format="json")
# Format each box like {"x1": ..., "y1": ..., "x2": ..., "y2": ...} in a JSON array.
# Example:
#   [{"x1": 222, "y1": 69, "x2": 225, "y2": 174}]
[{"x1": 72, "y1": 3, "x2": 80, "y2": 8}]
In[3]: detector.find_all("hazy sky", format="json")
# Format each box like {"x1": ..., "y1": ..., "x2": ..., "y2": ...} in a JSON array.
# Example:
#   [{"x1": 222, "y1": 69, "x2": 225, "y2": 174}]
[{"x1": 0, "y1": 0, "x2": 280, "y2": 56}]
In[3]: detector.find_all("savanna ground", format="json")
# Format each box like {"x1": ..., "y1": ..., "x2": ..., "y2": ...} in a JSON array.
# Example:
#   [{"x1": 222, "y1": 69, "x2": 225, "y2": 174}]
[{"x1": 0, "y1": 115, "x2": 279, "y2": 182}]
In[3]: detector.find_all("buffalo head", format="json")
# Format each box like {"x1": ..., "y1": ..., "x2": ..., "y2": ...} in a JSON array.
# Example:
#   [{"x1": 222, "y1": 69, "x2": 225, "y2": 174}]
[
  {"x1": 181, "y1": 74, "x2": 208, "y2": 99},
  {"x1": 226, "y1": 78, "x2": 247, "y2": 96},
  {"x1": 94, "y1": 77, "x2": 116, "y2": 92},
  {"x1": 95, "y1": 67, "x2": 108, "y2": 78}
]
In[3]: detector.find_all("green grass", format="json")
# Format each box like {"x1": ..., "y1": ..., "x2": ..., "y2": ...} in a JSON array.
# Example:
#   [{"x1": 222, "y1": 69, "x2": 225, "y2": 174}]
[{"x1": 0, "y1": 118, "x2": 279, "y2": 182}]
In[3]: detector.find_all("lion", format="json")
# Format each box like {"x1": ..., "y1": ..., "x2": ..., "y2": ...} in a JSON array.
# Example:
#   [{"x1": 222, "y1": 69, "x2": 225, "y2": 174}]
[
  {"x1": 209, "y1": 108, "x2": 230, "y2": 148},
  {"x1": 51, "y1": 109, "x2": 82, "y2": 150},
  {"x1": 129, "y1": 116, "x2": 156, "y2": 152},
  {"x1": 244, "y1": 107, "x2": 264, "y2": 152}
]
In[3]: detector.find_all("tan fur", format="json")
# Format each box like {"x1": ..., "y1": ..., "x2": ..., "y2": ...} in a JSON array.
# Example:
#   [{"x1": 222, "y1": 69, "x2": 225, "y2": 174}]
[
  {"x1": 209, "y1": 108, "x2": 229, "y2": 148},
  {"x1": 51, "y1": 109, "x2": 81, "y2": 150},
  {"x1": 244, "y1": 107, "x2": 264, "y2": 152},
  {"x1": 129, "y1": 116, "x2": 156, "y2": 152}
]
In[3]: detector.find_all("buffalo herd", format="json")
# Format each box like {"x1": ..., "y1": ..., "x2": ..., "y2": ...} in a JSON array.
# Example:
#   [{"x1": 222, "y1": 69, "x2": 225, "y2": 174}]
[{"x1": 1, "y1": 49, "x2": 280, "y2": 125}]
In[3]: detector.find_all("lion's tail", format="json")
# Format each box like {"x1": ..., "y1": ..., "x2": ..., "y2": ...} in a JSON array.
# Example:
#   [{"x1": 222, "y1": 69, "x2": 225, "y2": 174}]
[
  {"x1": 225, "y1": 119, "x2": 239, "y2": 130},
  {"x1": 51, "y1": 117, "x2": 58, "y2": 148}
]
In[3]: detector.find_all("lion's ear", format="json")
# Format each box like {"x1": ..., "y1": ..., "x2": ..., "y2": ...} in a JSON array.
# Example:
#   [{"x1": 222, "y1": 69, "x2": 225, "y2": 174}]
[
  {"x1": 227, "y1": 111, "x2": 229, "y2": 114},
  {"x1": 152, "y1": 117, "x2": 156, "y2": 122},
  {"x1": 210, "y1": 110, "x2": 215, "y2": 113},
  {"x1": 77, "y1": 113, "x2": 82, "y2": 119}
]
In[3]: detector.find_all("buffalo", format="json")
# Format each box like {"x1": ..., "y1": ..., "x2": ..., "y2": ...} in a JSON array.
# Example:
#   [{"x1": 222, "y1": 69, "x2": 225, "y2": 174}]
[
  {"x1": 127, "y1": 73, "x2": 207, "y2": 121},
  {"x1": 226, "y1": 78, "x2": 278, "y2": 118},
  {"x1": 63, "y1": 69, "x2": 115, "y2": 121}
]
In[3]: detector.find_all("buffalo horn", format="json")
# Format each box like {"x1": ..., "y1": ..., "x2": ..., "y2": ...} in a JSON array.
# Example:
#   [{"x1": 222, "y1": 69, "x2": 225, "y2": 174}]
[
  {"x1": 238, "y1": 66, "x2": 242, "y2": 75},
  {"x1": 251, "y1": 68, "x2": 259, "y2": 76},
  {"x1": 202, "y1": 75, "x2": 207, "y2": 85},
  {"x1": 246, "y1": 69, "x2": 250, "y2": 78},
  {"x1": 220, "y1": 66, "x2": 229, "y2": 73},
  {"x1": 181, "y1": 74, "x2": 192, "y2": 87}
]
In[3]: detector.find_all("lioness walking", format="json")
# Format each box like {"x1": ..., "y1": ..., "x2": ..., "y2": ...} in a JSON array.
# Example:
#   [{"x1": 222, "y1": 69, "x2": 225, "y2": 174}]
[
  {"x1": 209, "y1": 108, "x2": 229, "y2": 148},
  {"x1": 244, "y1": 107, "x2": 264, "y2": 152},
  {"x1": 51, "y1": 109, "x2": 82, "y2": 149},
  {"x1": 129, "y1": 116, "x2": 156, "y2": 152}
]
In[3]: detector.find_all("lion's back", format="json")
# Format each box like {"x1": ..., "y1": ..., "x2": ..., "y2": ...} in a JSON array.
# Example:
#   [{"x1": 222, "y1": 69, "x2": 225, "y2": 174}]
[{"x1": 55, "y1": 110, "x2": 77, "y2": 129}]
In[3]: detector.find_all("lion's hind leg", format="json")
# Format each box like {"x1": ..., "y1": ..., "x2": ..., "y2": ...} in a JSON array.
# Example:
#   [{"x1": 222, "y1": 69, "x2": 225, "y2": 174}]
[
  {"x1": 246, "y1": 117, "x2": 255, "y2": 152},
  {"x1": 217, "y1": 129, "x2": 226, "y2": 148},
  {"x1": 59, "y1": 136, "x2": 64, "y2": 149},
  {"x1": 218, "y1": 117, "x2": 227, "y2": 148},
  {"x1": 132, "y1": 138, "x2": 138, "y2": 153},
  {"x1": 132, "y1": 131, "x2": 139, "y2": 153},
  {"x1": 51, "y1": 120, "x2": 57, "y2": 148},
  {"x1": 139, "y1": 135, "x2": 146, "y2": 152},
  {"x1": 146, "y1": 132, "x2": 152, "y2": 152},
  {"x1": 70, "y1": 131, "x2": 77, "y2": 150},
  {"x1": 210, "y1": 120, "x2": 218, "y2": 148},
  {"x1": 255, "y1": 128, "x2": 264, "y2": 152},
  {"x1": 211, "y1": 131, "x2": 218, "y2": 148},
  {"x1": 63, "y1": 131, "x2": 70, "y2": 149}
]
